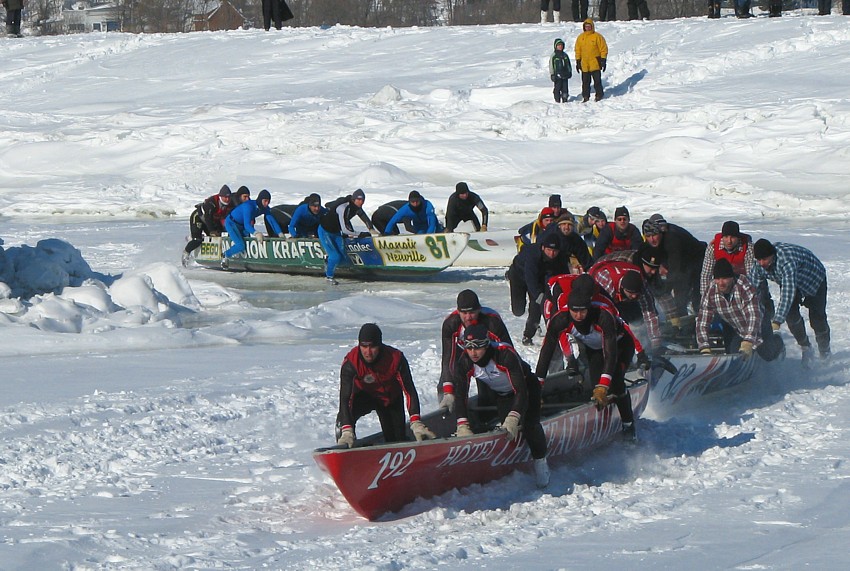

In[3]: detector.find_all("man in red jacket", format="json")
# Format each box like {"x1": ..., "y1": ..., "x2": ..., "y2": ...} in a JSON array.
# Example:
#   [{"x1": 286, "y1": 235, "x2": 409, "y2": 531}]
[
  {"x1": 336, "y1": 324, "x2": 436, "y2": 448},
  {"x1": 182, "y1": 185, "x2": 233, "y2": 266},
  {"x1": 592, "y1": 205, "x2": 643, "y2": 262}
]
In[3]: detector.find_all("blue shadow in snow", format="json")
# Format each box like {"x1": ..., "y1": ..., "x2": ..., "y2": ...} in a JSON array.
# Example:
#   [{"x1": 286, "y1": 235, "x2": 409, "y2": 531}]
[{"x1": 605, "y1": 68, "x2": 648, "y2": 99}]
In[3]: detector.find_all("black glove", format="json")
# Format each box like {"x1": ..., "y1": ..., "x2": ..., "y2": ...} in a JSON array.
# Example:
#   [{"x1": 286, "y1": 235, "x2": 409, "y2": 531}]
[
  {"x1": 635, "y1": 351, "x2": 651, "y2": 371},
  {"x1": 358, "y1": 231, "x2": 371, "y2": 238},
  {"x1": 566, "y1": 356, "x2": 581, "y2": 377},
  {"x1": 551, "y1": 74, "x2": 556, "y2": 82},
  {"x1": 576, "y1": 60, "x2": 581, "y2": 73},
  {"x1": 598, "y1": 57, "x2": 607, "y2": 72}
]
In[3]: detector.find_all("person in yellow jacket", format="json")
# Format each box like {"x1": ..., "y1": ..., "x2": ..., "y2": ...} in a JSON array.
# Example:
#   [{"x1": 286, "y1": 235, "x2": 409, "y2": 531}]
[{"x1": 574, "y1": 19, "x2": 608, "y2": 102}]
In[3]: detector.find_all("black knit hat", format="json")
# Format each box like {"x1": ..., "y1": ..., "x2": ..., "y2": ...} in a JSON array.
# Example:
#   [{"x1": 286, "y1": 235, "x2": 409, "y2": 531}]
[
  {"x1": 257, "y1": 189, "x2": 271, "y2": 203},
  {"x1": 753, "y1": 239, "x2": 776, "y2": 260},
  {"x1": 456, "y1": 182, "x2": 470, "y2": 194},
  {"x1": 352, "y1": 189, "x2": 366, "y2": 201},
  {"x1": 639, "y1": 245, "x2": 666, "y2": 268},
  {"x1": 235, "y1": 186, "x2": 250, "y2": 199},
  {"x1": 614, "y1": 206, "x2": 630, "y2": 219},
  {"x1": 586, "y1": 206, "x2": 606, "y2": 222},
  {"x1": 620, "y1": 270, "x2": 643, "y2": 294},
  {"x1": 358, "y1": 323, "x2": 383, "y2": 345},
  {"x1": 567, "y1": 289, "x2": 592, "y2": 311},
  {"x1": 721, "y1": 221, "x2": 741, "y2": 237},
  {"x1": 218, "y1": 185, "x2": 232, "y2": 197},
  {"x1": 408, "y1": 190, "x2": 423, "y2": 202},
  {"x1": 571, "y1": 273, "x2": 597, "y2": 297},
  {"x1": 713, "y1": 258, "x2": 735, "y2": 279},
  {"x1": 456, "y1": 289, "x2": 481, "y2": 311},
  {"x1": 549, "y1": 194, "x2": 562, "y2": 208},
  {"x1": 541, "y1": 235, "x2": 561, "y2": 250}
]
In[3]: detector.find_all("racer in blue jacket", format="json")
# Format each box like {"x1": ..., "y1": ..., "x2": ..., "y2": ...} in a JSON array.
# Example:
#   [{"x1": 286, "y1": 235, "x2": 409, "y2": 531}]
[
  {"x1": 223, "y1": 189, "x2": 283, "y2": 262},
  {"x1": 383, "y1": 191, "x2": 443, "y2": 235},
  {"x1": 288, "y1": 193, "x2": 327, "y2": 238}
]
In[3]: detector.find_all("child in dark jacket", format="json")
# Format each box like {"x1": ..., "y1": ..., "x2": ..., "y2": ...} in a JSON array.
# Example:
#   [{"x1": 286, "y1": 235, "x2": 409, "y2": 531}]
[{"x1": 549, "y1": 38, "x2": 572, "y2": 103}]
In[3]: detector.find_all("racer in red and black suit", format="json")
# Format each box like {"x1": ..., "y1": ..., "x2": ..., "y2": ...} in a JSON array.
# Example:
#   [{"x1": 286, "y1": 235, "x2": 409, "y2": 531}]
[
  {"x1": 443, "y1": 324, "x2": 547, "y2": 465},
  {"x1": 439, "y1": 289, "x2": 513, "y2": 396},
  {"x1": 535, "y1": 287, "x2": 637, "y2": 438},
  {"x1": 543, "y1": 273, "x2": 648, "y2": 368},
  {"x1": 336, "y1": 324, "x2": 434, "y2": 447},
  {"x1": 183, "y1": 185, "x2": 234, "y2": 261},
  {"x1": 589, "y1": 259, "x2": 663, "y2": 351},
  {"x1": 595, "y1": 245, "x2": 680, "y2": 329}
]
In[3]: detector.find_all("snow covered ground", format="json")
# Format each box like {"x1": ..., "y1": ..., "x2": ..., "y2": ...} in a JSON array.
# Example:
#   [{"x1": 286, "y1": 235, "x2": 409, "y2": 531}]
[{"x1": 2, "y1": 10, "x2": 849, "y2": 570}]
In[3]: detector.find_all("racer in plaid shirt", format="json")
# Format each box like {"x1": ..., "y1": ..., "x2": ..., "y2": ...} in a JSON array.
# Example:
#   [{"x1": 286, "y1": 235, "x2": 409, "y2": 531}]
[
  {"x1": 697, "y1": 259, "x2": 784, "y2": 361},
  {"x1": 750, "y1": 240, "x2": 830, "y2": 360}
]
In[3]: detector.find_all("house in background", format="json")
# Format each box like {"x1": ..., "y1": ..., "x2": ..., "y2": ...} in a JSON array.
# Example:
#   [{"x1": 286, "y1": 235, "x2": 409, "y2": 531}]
[
  {"x1": 63, "y1": 2, "x2": 122, "y2": 33},
  {"x1": 193, "y1": 1, "x2": 247, "y2": 32}
]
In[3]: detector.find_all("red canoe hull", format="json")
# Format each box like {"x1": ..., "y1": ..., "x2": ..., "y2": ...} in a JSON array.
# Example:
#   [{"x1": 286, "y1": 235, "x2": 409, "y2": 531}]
[{"x1": 313, "y1": 381, "x2": 649, "y2": 520}]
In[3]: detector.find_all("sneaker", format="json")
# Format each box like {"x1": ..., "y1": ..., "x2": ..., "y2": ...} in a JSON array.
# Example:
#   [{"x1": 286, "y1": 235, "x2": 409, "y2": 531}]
[
  {"x1": 181, "y1": 251, "x2": 190, "y2": 268},
  {"x1": 533, "y1": 458, "x2": 550, "y2": 488},
  {"x1": 522, "y1": 336, "x2": 534, "y2": 346},
  {"x1": 622, "y1": 421, "x2": 637, "y2": 443},
  {"x1": 325, "y1": 276, "x2": 339, "y2": 285},
  {"x1": 801, "y1": 346, "x2": 815, "y2": 369},
  {"x1": 220, "y1": 257, "x2": 229, "y2": 270}
]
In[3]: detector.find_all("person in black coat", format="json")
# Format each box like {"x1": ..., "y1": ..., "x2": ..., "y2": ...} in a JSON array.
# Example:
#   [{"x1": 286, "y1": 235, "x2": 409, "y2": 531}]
[
  {"x1": 642, "y1": 214, "x2": 706, "y2": 317},
  {"x1": 539, "y1": 212, "x2": 593, "y2": 272},
  {"x1": 445, "y1": 182, "x2": 489, "y2": 232},
  {"x1": 3, "y1": 0, "x2": 23, "y2": 37},
  {"x1": 262, "y1": 0, "x2": 294, "y2": 31},
  {"x1": 508, "y1": 234, "x2": 573, "y2": 345},
  {"x1": 371, "y1": 200, "x2": 415, "y2": 235}
]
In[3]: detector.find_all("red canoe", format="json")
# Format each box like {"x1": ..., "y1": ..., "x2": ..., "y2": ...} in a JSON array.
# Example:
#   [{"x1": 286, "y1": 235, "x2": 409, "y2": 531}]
[{"x1": 313, "y1": 378, "x2": 649, "y2": 520}]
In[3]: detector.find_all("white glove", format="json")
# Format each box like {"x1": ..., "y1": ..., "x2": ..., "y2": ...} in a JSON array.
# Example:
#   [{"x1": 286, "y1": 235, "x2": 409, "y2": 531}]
[
  {"x1": 337, "y1": 428, "x2": 355, "y2": 448},
  {"x1": 455, "y1": 423, "x2": 474, "y2": 438},
  {"x1": 500, "y1": 412, "x2": 521, "y2": 441},
  {"x1": 411, "y1": 420, "x2": 436, "y2": 441},
  {"x1": 439, "y1": 393, "x2": 455, "y2": 413},
  {"x1": 254, "y1": 231, "x2": 265, "y2": 244}
]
